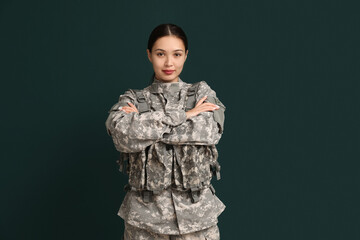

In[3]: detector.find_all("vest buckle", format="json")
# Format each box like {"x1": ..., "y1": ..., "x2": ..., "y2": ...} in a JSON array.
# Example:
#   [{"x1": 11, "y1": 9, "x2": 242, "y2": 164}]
[{"x1": 190, "y1": 187, "x2": 201, "y2": 203}]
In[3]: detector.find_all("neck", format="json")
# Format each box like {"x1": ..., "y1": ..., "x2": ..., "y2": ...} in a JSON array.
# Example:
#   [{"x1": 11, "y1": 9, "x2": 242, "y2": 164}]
[{"x1": 154, "y1": 75, "x2": 179, "y2": 83}]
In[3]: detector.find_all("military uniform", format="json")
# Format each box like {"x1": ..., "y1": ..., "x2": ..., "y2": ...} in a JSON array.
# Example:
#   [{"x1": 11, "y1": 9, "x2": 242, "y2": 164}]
[{"x1": 105, "y1": 77, "x2": 226, "y2": 239}]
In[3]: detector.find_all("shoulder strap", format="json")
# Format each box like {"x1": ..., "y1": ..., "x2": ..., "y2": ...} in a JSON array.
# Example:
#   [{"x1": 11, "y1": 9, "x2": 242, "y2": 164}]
[
  {"x1": 131, "y1": 89, "x2": 150, "y2": 114},
  {"x1": 185, "y1": 82, "x2": 201, "y2": 111},
  {"x1": 116, "y1": 152, "x2": 129, "y2": 174},
  {"x1": 210, "y1": 162, "x2": 221, "y2": 180}
]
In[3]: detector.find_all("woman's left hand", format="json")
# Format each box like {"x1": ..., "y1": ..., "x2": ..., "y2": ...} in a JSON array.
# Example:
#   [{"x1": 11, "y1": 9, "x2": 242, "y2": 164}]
[{"x1": 120, "y1": 102, "x2": 139, "y2": 114}]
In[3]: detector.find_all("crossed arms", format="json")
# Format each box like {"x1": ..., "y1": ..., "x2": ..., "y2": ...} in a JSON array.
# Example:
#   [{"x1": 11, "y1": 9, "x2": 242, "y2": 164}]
[{"x1": 105, "y1": 81, "x2": 225, "y2": 153}]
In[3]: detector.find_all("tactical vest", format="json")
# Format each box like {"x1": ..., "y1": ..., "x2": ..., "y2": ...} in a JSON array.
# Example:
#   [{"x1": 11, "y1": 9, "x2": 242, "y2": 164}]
[{"x1": 117, "y1": 82, "x2": 222, "y2": 203}]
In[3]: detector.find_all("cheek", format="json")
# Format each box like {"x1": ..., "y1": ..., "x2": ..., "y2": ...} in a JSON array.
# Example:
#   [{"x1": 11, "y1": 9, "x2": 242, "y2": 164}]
[
  {"x1": 175, "y1": 59, "x2": 186, "y2": 69},
  {"x1": 152, "y1": 59, "x2": 164, "y2": 69}
]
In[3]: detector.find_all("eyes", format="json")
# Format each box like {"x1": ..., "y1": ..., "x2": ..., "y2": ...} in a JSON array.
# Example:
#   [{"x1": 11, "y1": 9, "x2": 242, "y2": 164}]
[{"x1": 156, "y1": 52, "x2": 182, "y2": 57}]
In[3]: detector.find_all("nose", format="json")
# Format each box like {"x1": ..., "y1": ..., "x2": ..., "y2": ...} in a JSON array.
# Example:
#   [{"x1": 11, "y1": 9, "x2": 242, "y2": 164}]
[{"x1": 165, "y1": 56, "x2": 173, "y2": 66}]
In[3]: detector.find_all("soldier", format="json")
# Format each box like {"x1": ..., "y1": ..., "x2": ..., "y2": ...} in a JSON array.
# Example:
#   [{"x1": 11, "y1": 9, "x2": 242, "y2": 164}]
[{"x1": 105, "y1": 23, "x2": 226, "y2": 240}]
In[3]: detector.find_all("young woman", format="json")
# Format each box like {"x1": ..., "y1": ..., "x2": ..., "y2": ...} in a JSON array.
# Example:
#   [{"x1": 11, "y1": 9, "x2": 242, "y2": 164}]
[{"x1": 105, "y1": 23, "x2": 226, "y2": 240}]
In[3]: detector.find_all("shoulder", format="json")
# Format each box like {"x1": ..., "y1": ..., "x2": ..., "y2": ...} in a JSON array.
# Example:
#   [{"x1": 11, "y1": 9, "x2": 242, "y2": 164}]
[
  {"x1": 118, "y1": 84, "x2": 150, "y2": 101},
  {"x1": 183, "y1": 80, "x2": 214, "y2": 92},
  {"x1": 108, "y1": 84, "x2": 150, "y2": 112},
  {"x1": 199, "y1": 80, "x2": 214, "y2": 90},
  {"x1": 195, "y1": 80, "x2": 217, "y2": 97},
  {"x1": 118, "y1": 89, "x2": 136, "y2": 101},
  {"x1": 196, "y1": 81, "x2": 226, "y2": 108}
]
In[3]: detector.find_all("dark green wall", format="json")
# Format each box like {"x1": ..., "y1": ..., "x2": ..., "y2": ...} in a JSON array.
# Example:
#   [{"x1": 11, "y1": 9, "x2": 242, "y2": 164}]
[{"x1": 1, "y1": 0, "x2": 359, "y2": 239}]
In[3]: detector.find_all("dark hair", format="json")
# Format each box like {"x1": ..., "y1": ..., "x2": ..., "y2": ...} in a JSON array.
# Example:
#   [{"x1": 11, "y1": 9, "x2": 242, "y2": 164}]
[
  {"x1": 147, "y1": 23, "x2": 188, "y2": 52},
  {"x1": 147, "y1": 23, "x2": 188, "y2": 83}
]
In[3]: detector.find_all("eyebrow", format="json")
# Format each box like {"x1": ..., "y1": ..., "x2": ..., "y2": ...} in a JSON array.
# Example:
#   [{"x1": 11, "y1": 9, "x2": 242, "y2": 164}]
[{"x1": 154, "y1": 48, "x2": 184, "y2": 52}]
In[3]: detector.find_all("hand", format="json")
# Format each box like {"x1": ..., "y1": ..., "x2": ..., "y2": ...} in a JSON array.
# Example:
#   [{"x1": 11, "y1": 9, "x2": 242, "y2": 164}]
[
  {"x1": 186, "y1": 96, "x2": 220, "y2": 119},
  {"x1": 120, "y1": 102, "x2": 139, "y2": 114}
]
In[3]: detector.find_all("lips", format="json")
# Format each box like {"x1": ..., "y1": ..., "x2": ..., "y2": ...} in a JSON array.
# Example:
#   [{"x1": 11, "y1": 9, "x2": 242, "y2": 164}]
[{"x1": 162, "y1": 70, "x2": 175, "y2": 75}]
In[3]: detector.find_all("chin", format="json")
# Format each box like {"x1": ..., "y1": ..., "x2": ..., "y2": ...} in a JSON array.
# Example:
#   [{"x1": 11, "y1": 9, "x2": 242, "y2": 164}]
[{"x1": 157, "y1": 74, "x2": 178, "y2": 82}]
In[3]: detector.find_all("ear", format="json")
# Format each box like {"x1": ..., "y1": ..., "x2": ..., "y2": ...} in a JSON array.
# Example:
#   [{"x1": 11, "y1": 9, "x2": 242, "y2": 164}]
[
  {"x1": 184, "y1": 50, "x2": 189, "y2": 61},
  {"x1": 146, "y1": 49, "x2": 152, "y2": 63}
]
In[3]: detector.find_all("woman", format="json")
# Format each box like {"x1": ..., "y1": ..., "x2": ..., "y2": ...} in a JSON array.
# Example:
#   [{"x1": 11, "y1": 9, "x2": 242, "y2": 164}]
[{"x1": 105, "y1": 23, "x2": 226, "y2": 240}]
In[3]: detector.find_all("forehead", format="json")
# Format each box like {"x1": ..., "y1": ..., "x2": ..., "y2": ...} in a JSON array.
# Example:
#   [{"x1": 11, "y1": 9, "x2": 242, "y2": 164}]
[{"x1": 152, "y1": 36, "x2": 185, "y2": 51}]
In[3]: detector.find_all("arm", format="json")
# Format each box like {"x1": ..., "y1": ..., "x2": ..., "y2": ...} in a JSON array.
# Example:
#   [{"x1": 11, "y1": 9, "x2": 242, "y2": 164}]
[
  {"x1": 105, "y1": 90, "x2": 187, "y2": 153},
  {"x1": 161, "y1": 81, "x2": 226, "y2": 145}
]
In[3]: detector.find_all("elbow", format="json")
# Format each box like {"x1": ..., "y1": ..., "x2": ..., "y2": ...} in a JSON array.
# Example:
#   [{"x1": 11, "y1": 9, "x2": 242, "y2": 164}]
[
  {"x1": 213, "y1": 110, "x2": 225, "y2": 134},
  {"x1": 111, "y1": 133, "x2": 154, "y2": 153},
  {"x1": 115, "y1": 140, "x2": 153, "y2": 153}
]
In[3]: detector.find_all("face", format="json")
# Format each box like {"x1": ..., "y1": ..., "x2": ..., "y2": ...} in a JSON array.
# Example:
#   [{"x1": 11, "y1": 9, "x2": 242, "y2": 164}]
[{"x1": 147, "y1": 35, "x2": 188, "y2": 83}]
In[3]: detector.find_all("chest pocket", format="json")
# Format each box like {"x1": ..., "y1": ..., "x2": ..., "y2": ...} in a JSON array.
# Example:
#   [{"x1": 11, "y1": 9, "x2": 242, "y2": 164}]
[
  {"x1": 173, "y1": 145, "x2": 214, "y2": 190},
  {"x1": 145, "y1": 142, "x2": 173, "y2": 192},
  {"x1": 127, "y1": 150, "x2": 147, "y2": 189}
]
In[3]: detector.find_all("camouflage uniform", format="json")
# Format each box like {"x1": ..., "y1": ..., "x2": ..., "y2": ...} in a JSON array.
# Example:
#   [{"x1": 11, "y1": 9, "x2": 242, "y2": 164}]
[
  {"x1": 105, "y1": 77, "x2": 226, "y2": 239},
  {"x1": 124, "y1": 222, "x2": 220, "y2": 240}
]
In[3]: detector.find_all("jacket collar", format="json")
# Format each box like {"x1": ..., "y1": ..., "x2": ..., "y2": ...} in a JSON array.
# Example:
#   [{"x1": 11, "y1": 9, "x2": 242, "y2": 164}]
[{"x1": 150, "y1": 76, "x2": 185, "y2": 94}]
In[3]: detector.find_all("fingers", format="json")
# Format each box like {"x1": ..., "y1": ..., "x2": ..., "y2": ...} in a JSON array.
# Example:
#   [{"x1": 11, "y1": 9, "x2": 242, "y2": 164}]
[
  {"x1": 120, "y1": 107, "x2": 133, "y2": 113},
  {"x1": 200, "y1": 102, "x2": 219, "y2": 108},
  {"x1": 195, "y1": 96, "x2": 208, "y2": 107},
  {"x1": 195, "y1": 96, "x2": 220, "y2": 109},
  {"x1": 127, "y1": 102, "x2": 139, "y2": 112},
  {"x1": 121, "y1": 106, "x2": 133, "y2": 111},
  {"x1": 120, "y1": 105, "x2": 138, "y2": 114},
  {"x1": 197, "y1": 105, "x2": 219, "y2": 112},
  {"x1": 127, "y1": 102, "x2": 136, "y2": 108},
  {"x1": 197, "y1": 102, "x2": 220, "y2": 111},
  {"x1": 188, "y1": 103, "x2": 220, "y2": 118}
]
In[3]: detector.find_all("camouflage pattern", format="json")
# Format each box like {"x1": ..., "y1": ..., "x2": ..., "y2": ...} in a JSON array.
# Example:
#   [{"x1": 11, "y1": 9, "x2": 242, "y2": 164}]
[
  {"x1": 172, "y1": 144, "x2": 219, "y2": 190},
  {"x1": 124, "y1": 222, "x2": 220, "y2": 240},
  {"x1": 119, "y1": 186, "x2": 225, "y2": 235},
  {"x1": 105, "y1": 77, "x2": 225, "y2": 153},
  {"x1": 105, "y1": 77, "x2": 226, "y2": 235}
]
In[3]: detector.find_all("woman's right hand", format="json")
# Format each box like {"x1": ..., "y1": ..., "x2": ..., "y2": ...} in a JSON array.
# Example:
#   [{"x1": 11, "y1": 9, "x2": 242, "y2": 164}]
[
  {"x1": 120, "y1": 102, "x2": 139, "y2": 114},
  {"x1": 186, "y1": 96, "x2": 220, "y2": 119}
]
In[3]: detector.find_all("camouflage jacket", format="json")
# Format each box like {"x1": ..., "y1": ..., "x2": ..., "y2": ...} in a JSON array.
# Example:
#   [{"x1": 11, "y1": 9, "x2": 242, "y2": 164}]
[{"x1": 105, "y1": 77, "x2": 226, "y2": 234}]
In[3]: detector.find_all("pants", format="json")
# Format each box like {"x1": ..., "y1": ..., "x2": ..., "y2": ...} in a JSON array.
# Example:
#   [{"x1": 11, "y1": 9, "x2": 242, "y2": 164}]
[{"x1": 123, "y1": 222, "x2": 220, "y2": 240}]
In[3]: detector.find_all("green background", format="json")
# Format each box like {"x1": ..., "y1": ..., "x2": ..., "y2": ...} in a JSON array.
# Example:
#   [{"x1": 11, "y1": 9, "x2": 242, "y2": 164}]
[{"x1": 1, "y1": 0, "x2": 359, "y2": 239}]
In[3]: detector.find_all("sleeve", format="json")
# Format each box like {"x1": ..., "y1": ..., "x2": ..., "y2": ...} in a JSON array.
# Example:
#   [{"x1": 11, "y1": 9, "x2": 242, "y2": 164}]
[
  {"x1": 160, "y1": 81, "x2": 226, "y2": 145},
  {"x1": 105, "y1": 90, "x2": 187, "y2": 153}
]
